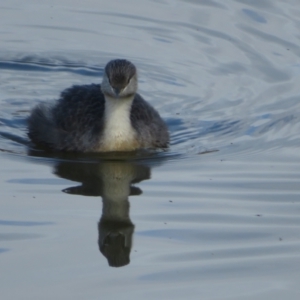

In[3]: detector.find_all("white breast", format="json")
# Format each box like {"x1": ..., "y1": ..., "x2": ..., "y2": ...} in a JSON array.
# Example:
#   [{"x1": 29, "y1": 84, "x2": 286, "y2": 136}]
[{"x1": 100, "y1": 95, "x2": 139, "y2": 151}]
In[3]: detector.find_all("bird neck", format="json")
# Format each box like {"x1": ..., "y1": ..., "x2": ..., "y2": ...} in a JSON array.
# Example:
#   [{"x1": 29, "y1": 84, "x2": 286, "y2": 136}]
[
  {"x1": 104, "y1": 95, "x2": 133, "y2": 118},
  {"x1": 101, "y1": 95, "x2": 138, "y2": 151}
]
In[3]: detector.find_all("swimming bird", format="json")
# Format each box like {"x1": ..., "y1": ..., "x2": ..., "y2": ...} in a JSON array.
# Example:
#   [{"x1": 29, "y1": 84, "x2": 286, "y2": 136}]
[{"x1": 28, "y1": 59, "x2": 169, "y2": 152}]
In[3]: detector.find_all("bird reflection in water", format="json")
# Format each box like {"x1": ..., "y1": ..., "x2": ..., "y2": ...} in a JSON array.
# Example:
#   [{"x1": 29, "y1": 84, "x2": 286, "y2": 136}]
[{"x1": 54, "y1": 159, "x2": 151, "y2": 267}]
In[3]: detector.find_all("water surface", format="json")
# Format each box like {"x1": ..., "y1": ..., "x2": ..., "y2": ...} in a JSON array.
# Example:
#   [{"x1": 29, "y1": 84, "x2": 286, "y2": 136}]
[{"x1": 1, "y1": 0, "x2": 300, "y2": 299}]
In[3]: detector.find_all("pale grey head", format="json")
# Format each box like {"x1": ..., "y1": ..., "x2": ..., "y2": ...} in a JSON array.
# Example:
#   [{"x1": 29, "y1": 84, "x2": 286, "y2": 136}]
[{"x1": 101, "y1": 59, "x2": 138, "y2": 98}]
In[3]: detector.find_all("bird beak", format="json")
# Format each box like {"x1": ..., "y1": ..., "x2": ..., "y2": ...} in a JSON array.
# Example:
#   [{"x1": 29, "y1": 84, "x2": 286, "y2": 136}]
[{"x1": 113, "y1": 88, "x2": 121, "y2": 97}]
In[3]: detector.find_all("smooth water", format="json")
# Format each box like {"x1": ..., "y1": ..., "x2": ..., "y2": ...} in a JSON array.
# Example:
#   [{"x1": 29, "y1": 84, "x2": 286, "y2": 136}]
[{"x1": 1, "y1": 0, "x2": 300, "y2": 299}]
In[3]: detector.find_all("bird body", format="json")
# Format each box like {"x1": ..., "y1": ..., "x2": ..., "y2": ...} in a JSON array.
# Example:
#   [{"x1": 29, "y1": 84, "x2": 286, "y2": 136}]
[{"x1": 28, "y1": 59, "x2": 169, "y2": 152}]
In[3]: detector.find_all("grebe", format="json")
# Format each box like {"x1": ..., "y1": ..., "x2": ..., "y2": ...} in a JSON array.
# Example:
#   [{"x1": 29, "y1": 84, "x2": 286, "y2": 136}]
[{"x1": 28, "y1": 59, "x2": 169, "y2": 152}]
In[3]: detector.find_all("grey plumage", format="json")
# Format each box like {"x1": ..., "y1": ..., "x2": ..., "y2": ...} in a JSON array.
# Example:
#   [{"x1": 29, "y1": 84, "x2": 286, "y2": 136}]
[{"x1": 28, "y1": 59, "x2": 169, "y2": 152}]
